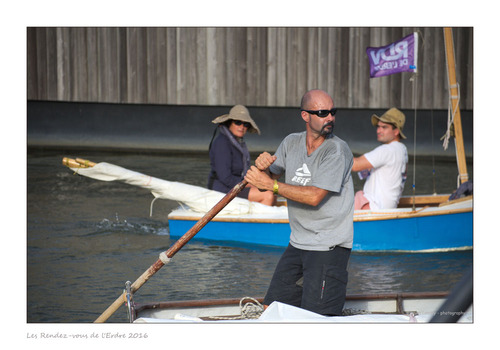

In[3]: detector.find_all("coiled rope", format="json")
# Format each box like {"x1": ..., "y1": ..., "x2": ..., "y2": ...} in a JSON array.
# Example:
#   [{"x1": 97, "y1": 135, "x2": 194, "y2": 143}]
[{"x1": 208, "y1": 297, "x2": 264, "y2": 320}]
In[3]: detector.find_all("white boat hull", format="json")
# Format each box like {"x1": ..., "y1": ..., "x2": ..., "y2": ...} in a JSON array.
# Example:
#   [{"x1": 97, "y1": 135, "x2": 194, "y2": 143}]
[{"x1": 132, "y1": 293, "x2": 473, "y2": 323}]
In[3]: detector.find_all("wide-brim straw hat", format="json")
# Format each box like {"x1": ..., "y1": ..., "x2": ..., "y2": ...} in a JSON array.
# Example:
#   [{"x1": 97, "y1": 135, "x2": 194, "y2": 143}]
[
  {"x1": 211, "y1": 105, "x2": 261, "y2": 135},
  {"x1": 371, "y1": 107, "x2": 406, "y2": 139}
]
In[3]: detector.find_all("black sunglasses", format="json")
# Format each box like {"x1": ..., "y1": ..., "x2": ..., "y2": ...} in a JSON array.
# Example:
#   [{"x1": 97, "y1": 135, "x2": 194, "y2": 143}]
[
  {"x1": 301, "y1": 108, "x2": 337, "y2": 118},
  {"x1": 233, "y1": 120, "x2": 251, "y2": 128}
]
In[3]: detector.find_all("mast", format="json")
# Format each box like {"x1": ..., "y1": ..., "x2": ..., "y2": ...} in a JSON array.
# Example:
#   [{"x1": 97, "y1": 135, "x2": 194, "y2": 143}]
[{"x1": 443, "y1": 27, "x2": 469, "y2": 184}]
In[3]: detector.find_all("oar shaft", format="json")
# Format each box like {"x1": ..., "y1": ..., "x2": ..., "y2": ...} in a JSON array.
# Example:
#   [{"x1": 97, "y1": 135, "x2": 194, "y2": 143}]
[
  {"x1": 94, "y1": 292, "x2": 126, "y2": 323},
  {"x1": 94, "y1": 180, "x2": 248, "y2": 323},
  {"x1": 164, "y1": 180, "x2": 248, "y2": 259},
  {"x1": 94, "y1": 259, "x2": 165, "y2": 323}
]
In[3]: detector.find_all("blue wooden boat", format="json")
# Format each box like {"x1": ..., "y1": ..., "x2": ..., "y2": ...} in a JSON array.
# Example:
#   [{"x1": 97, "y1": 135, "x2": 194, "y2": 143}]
[
  {"x1": 62, "y1": 157, "x2": 473, "y2": 253},
  {"x1": 167, "y1": 195, "x2": 472, "y2": 252}
]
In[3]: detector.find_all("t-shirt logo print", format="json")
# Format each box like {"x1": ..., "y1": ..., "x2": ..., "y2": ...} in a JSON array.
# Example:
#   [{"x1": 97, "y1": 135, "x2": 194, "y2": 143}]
[{"x1": 292, "y1": 163, "x2": 312, "y2": 185}]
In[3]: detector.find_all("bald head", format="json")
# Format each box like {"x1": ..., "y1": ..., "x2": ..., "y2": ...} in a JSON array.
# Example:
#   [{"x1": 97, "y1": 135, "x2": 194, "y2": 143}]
[{"x1": 300, "y1": 89, "x2": 333, "y2": 110}]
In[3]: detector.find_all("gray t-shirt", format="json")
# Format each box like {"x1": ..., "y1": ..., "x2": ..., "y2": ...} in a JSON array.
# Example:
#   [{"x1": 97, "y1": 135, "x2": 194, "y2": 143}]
[{"x1": 269, "y1": 131, "x2": 354, "y2": 250}]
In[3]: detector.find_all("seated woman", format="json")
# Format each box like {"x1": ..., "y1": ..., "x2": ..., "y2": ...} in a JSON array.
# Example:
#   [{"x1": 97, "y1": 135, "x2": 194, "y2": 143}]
[{"x1": 207, "y1": 105, "x2": 275, "y2": 206}]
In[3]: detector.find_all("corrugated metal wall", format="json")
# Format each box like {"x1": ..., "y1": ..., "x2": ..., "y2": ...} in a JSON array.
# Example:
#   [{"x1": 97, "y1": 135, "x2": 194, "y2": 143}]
[{"x1": 27, "y1": 27, "x2": 473, "y2": 109}]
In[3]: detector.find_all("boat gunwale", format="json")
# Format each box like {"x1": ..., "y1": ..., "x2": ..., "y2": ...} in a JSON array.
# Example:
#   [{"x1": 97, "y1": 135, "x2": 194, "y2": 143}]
[
  {"x1": 133, "y1": 291, "x2": 450, "y2": 315},
  {"x1": 353, "y1": 206, "x2": 472, "y2": 222},
  {"x1": 167, "y1": 204, "x2": 472, "y2": 224}
]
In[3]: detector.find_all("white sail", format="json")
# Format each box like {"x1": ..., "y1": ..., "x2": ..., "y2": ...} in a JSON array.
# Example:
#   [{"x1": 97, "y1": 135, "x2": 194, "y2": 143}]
[{"x1": 68, "y1": 162, "x2": 287, "y2": 216}]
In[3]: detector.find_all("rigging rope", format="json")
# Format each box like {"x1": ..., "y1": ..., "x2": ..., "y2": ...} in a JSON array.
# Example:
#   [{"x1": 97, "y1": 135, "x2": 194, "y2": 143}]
[
  {"x1": 409, "y1": 30, "x2": 425, "y2": 210},
  {"x1": 442, "y1": 83, "x2": 460, "y2": 151},
  {"x1": 430, "y1": 109, "x2": 437, "y2": 195},
  {"x1": 410, "y1": 72, "x2": 418, "y2": 210}
]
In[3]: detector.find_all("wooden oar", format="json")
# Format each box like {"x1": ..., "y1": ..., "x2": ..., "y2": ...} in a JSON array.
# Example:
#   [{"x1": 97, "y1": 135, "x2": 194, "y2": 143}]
[{"x1": 94, "y1": 179, "x2": 248, "y2": 323}]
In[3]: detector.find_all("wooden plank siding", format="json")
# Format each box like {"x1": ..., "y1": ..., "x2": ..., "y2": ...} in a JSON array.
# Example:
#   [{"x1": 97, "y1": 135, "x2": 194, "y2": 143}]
[{"x1": 26, "y1": 27, "x2": 473, "y2": 110}]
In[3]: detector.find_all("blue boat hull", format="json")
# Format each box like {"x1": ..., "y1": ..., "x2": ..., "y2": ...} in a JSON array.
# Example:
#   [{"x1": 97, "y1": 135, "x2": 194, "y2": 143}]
[
  {"x1": 352, "y1": 211, "x2": 473, "y2": 251},
  {"x1": 168, "y1": 210, "x2": 473, "y2": 252}
]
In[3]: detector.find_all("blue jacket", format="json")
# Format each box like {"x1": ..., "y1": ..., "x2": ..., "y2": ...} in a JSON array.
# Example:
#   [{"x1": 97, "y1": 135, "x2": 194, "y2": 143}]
[{"x1": 207, "y1": 127, "x2": 250, "y2": 193}]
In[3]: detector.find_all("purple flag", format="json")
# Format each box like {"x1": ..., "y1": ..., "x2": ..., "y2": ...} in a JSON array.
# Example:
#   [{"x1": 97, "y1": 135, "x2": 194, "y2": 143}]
[{"x1": 366, "y1": 33, "x2": 418, "y2": 78}]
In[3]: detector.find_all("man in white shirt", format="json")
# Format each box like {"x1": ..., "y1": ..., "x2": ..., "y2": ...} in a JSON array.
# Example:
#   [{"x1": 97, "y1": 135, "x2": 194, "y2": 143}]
[{"x1": 352, "y1": 107, "x2": 408, "y2": 210}]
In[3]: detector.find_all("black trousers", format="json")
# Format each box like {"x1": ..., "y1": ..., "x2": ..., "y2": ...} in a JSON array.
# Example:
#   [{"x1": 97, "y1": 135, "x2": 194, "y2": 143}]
[{"x1": 263, "y1": 244, "x2": 351, "y2": 316}]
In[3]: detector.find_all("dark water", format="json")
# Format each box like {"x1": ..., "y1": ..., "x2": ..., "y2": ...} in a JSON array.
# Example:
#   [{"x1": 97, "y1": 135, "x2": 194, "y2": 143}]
[{"x1": 27, "y1": 149, "x2": 473, "y2": 323}]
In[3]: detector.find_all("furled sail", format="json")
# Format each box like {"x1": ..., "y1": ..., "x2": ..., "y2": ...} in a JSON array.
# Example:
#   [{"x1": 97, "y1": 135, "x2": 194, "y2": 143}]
[{"x1": 63, "y1": 158, "x2": 287, "y2": 216}]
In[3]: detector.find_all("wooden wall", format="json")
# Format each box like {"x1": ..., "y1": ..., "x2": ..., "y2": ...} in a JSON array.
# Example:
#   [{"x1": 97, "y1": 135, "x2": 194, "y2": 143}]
[{"x1": 27, "y1": 27, "x2": 473, "y2": 110}]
